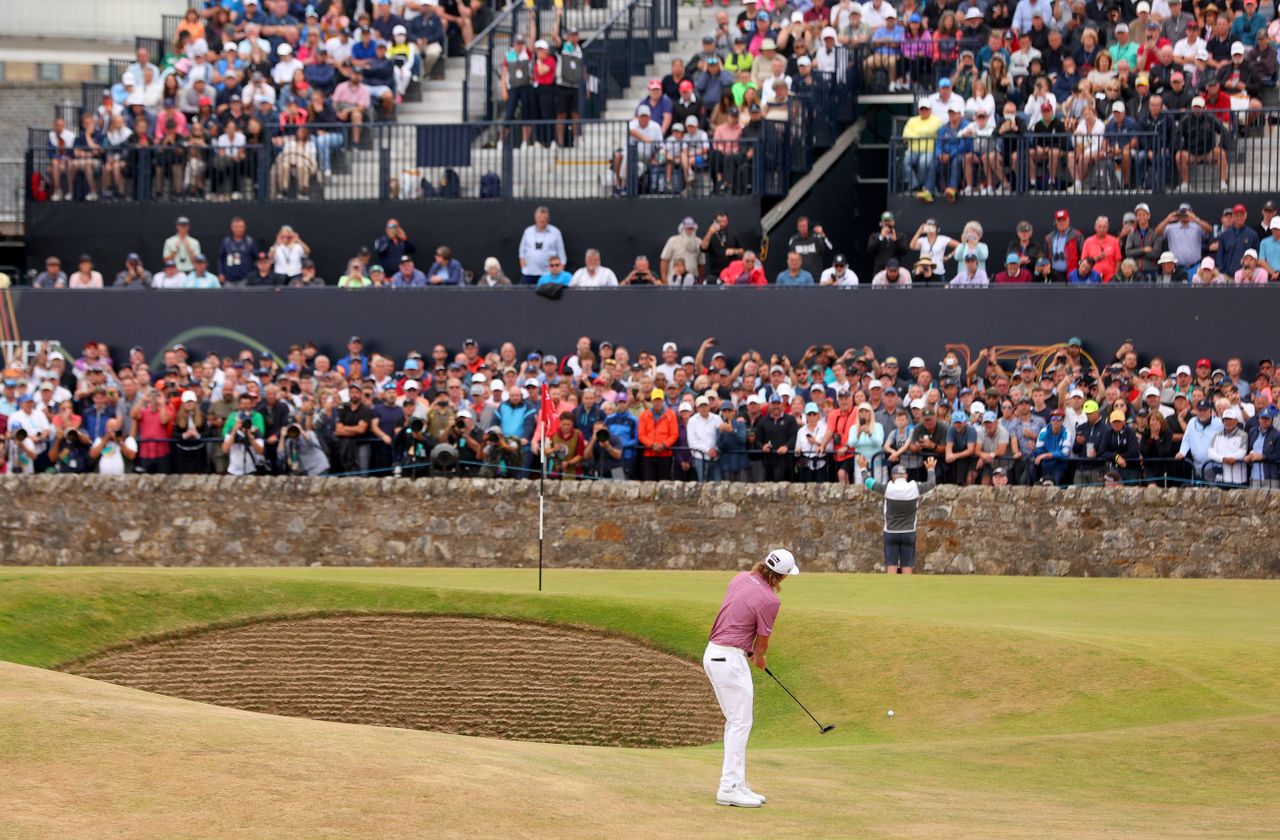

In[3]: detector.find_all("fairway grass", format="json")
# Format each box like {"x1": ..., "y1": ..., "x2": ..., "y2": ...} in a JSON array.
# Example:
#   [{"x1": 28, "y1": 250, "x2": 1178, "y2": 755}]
[{"x1": 1, "y1": 568, "x2": 1278, "y2": 839}]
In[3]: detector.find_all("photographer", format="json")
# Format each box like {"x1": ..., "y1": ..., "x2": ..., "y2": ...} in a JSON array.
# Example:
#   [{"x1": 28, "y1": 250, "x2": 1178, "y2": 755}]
[
  {"x1": 542, "y1": 411, "x2": 593, "y2": 480},
  {"x1": 278, "y1": 421, "x2": 330, "y2": 476},
  {"x1": 89, "y1": 417, "x2": 137, "y2": 475},
  {"x1": 475, "y1": 425, "x2": 517, "y2": 478},
  {"x1": 48, "y1": 422, "x2": 92, "y2": 473},
  {"x1": 620, "y1": 255, "x2": 663, "y2": 285},
  {"x1": 220, "y1": 393, "x2": 267, "y2": 476},
  {"x1": 393, "y1": 409, "x2": 435, "y2": 479},
  {"x1": 588, "y1": 420, "x2": 625, "y2": 479},
  {"x1": 445, "y1": 409, "x2": 485, "y2": 476},
  {"x1": 5, "y1": 425, "x2": 39, "y2": 474},
  {"x1": 257, "y1": 384, "x2": 293, "y2": 474}
]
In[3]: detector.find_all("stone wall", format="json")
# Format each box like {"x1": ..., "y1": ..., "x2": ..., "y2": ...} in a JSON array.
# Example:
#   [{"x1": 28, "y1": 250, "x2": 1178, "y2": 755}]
[{"x1": 2, "y1": 476, "x2": 1277, "y2": 577}]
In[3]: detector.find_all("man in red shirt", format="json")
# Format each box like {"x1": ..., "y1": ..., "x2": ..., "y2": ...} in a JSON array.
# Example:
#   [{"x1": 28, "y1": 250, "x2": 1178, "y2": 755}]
[
  {"x1": 992, "y1": 252, "x2": 1032, "y2": 282},
  {"x1": 719, "y1": 250, "x2": 767, "y2": 285},
  {"x1": 703, "y1": 548, "x2": 799, "y2": 808},
  {"x1": 1081, "y1": 215, "x2": 1122, "y2": 281}
]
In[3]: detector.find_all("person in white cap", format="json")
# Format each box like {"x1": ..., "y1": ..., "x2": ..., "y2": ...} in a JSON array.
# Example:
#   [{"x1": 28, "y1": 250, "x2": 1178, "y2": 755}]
[
  {"x1": 815, "y1": 26, "x2": 840, "y2": 73},
  {"x1": 1234, "y1": 248, "x2": 1268, "y2": 284},
  {"x1": 704, "y1": 548, "x2": 799, "y2": 808},
  {"x1": 1208, "y1": 406, "x2": 1249, "y2": 484}
]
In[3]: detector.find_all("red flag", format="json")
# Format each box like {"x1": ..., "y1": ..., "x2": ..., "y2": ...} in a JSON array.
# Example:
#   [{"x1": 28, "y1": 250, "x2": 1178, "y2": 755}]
[{"x1": 538, "y1": 381, "x2": 557, "y2": 447}]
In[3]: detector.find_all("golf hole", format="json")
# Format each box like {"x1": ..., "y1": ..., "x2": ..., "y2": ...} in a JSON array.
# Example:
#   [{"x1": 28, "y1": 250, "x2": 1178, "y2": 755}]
[{"x1": 63, "y1": 613, "x2": 724, "y2": 748}]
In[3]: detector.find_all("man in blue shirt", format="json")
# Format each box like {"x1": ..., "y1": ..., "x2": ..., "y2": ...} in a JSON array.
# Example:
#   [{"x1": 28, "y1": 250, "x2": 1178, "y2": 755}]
[
  {"x1": 935, "y1": 105, "x2": 973, "y2": 201},
  {"x1": 217, "y1": 216, "x2": 257, "y2": 286},
  {"x1": 426, "y1": 246, "x2": 464, "y2": 285},
  {"x1": 775, "y1": 251, "x2": 815, "y2": 285},
  {"x1": 1176, "y1": 398, "x2": 1224, "y2": 481},
  {"x1": 1230, "y1": 0, "x2": 1266, "y2": 47},
  {"x1": 391, "y1": 254, "x2": 428, "y2": 287},
  {"x1": 537, "y1": 256, "x2": 573, "y2": 286},
  {"x1": 1215, "y1": 203, "x2": 1261, "y2": 276},
  {"x1": 1067, "y1": 255, "x2": 1102, "y2": 283}
]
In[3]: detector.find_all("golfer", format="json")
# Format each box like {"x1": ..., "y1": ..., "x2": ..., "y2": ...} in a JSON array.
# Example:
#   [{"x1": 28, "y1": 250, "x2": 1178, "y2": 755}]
[
  {"x1": 703, "y1": 548, "x2": 800, "y2": 808},
  {"x1": 857, "y1": 454, "x2": 937, "y2": 574}
]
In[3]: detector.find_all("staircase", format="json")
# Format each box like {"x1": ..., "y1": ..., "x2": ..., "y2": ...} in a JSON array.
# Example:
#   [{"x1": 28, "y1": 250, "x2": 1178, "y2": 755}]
[
  {"x1": 323, "y1": 0, "x2": 708, "y2": 200},
  {"x1": 603, "y1": 4, "x2": 716, "y2": 122}
]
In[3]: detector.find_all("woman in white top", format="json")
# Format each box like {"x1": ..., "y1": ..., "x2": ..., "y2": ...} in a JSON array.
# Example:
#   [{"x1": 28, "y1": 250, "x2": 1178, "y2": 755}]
[
  {"x1": 794, "y1": 402, "x2": 830, "y2": 482},
  {"x1": 909, "y1": 220, "x2": 955, "y2": 280},
  {"x1": 958, "y1": 108, "x2": 998, "y2": 194},
  {"x1": 269, "y1": 224, "x2": 310, "y2": 282},
  {"x1": 1085, "y1": 51, "x2": 1117, "y2": 90},
  {"x1": 1069, "y1": 104, "x2": 1105, "y2": 191},
  {"x1": 964, "y1": 78, "x2": 995, "y2": 122}
]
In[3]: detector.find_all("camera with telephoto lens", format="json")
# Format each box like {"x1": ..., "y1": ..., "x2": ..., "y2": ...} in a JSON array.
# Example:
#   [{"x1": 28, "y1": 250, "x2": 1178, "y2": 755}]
[
  {"x1": 594, "y1": 427, "x2": 610, "y2": 443},
  {"x1": 13, "y1": 429, "x2": 27, "y2": 442},
  {"x1": 409, "y1": 418, "x2": 425, "y2": 434},
  {"x1": 285, "y1": 424, "x2": 301, "y2": 439},
  {"x1": 485, "y1": 429, "x2": 501, "y2": 443}
]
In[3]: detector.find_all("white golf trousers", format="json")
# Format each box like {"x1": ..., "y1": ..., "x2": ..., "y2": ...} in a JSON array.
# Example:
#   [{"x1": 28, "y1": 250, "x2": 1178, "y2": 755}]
[{"x1": 703, "y1": 642, "x2": 754, "y2": 791}]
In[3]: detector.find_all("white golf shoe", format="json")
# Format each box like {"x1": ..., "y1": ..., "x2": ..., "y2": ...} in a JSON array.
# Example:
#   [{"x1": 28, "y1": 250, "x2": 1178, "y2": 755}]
[
  {"x1": 716, "y1": 784, "x2": 763, "y2": 807},
  {"x1": 740, "y1": 784, "x2": 766, "y2": 804}
]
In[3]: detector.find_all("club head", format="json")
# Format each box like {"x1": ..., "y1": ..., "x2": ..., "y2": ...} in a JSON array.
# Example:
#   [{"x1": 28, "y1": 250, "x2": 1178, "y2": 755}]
[{"x1": 819, "y1": 724, "x2": 835, "y2": 734}]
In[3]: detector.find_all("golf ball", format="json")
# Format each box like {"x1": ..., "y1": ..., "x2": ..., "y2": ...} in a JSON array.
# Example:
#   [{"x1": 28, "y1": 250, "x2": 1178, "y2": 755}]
[{"x1": 887, "y1": 710, "x2": 894, "y2": 717}]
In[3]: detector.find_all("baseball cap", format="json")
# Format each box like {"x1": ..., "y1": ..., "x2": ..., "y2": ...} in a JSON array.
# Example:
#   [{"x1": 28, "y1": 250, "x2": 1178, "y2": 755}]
[
  {"x1": 951, "y1": 410, "x2": 967, "y2": 424},
  {"x1": 181, "y1": 390, "x2": 197, "y2": 403},
  {"x1": 1111, "y1": 101, "x2": 1126, "y2": 113},
  {"x1": 1158, "y1": 251, "x2": 1177, "y2": 265},
  {"x1": 1233, "y1": 203, "x2": 1248, "y2": 214},
  {"x1": 636, "y1": 104, "x2": 651, "y2": 116},
  {"x1": 1175, "y1": 364, "x2": 1192, "y2": 376},
  {"x1": 1115, "y1": 22, "x2": 1129, "y2": 32},
  {"x1": 1244, "y1": 248, "x2": 1259, "y2": 259},
  {"x1": 1068, "y1": 336, "x2": 1082, "y2": 347},
  {"x1": 1196, "y1": 399, "x2": 1213, "y2": 411},
  {"x1": 1200, "y1": 257, "x2": 1216, "y2": 271},
  {"x1": 763, "y1": 548, "x2": 800, "y2": 576},
  {"x1": 908, "y1": 356, "x2": 925, "y2": 369},
  {"x1": 982, "y1": 410, "x2": 997, "y2": 423},
  {"x1": 650, "y1": 388, "x2": 665, "y2": 399},
  {"x1": 1050, "y1": 409, "x2": 1065, "y2": 419},
  {"x1": 964, "y1": 6, "x2": 982, "y2": 18},
  {"x1": 1197, "y1": 357, "x2": 1212, "y2": 368},
  {"x1": 1083, "y1": 399, "x2": 1100, "y2": 414},
  {"x1": 1192, "y1": 95, "x2": 1206, "y2": 107},
  {"x1": 1006, "y1": 253, "x2": 1020, "y2": 265},
  {"x1": 1270, "y1": 217, "x2": 1280, "y2": 231},
  {"x1": 1232, "y1": 41, "x2": 1247, "y2": 56},
  {"x1": 804, "y1": 401, "x2": 820, "y2": 415},
  {"x1": 746, "y1": 393, "x2": 764, "y2": 406},
  {"x1": 1055, "y1": 209, "x2": 1069, "y2": 221},
  {"x1": 1261, "y1": 406, "x2": 1279, "y2": 419},
  {"x1": 1109, "y1": 410, "x2": 1126, "y2": 423},
  {"x1": 534, "y1": 38, "x2": 550, "y2": 49},
  {"x1": 1143, "y1": 386, "x2": 1161, "y2": 399},
  {"x1": 662, "y1": 341, "x2": 677, "y2": 353},
  {"x1": 918, "y1": 99, "x2": 932, "y2": 111}
]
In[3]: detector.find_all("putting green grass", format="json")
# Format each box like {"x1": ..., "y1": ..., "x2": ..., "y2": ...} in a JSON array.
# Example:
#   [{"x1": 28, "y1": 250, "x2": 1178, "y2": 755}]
[{"x1": 1, "y1": 568, "x2": 1278, "y2": 839}]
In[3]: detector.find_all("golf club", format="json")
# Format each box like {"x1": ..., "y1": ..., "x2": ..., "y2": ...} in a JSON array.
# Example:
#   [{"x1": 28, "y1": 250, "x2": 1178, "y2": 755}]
[{"x1": 763, "y1": 667, "x2": 835, "y2": 734}]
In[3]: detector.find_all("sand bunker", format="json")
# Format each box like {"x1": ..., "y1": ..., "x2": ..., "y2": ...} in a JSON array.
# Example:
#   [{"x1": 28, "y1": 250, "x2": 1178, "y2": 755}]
[{"x1": 65, "y1": 614, "x2": 723, "y2": 747}]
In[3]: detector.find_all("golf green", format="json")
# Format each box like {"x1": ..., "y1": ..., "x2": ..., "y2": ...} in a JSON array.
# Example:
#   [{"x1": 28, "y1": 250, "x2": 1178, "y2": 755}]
[{"x1": 1, "y1": 568, "x2": 1277, "y2": 838}]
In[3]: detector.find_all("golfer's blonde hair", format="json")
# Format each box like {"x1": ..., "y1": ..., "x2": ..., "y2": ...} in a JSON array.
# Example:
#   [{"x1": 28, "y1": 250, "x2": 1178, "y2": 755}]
[{"x1": 751, "y1": 562, "x2": 785, "y2": 592}]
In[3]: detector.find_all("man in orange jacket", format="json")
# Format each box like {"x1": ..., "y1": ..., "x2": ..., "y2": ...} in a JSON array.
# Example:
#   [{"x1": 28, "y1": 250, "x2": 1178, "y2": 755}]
[{"x1": 638, "y1": 387, "x2": 679, "y2": 480}]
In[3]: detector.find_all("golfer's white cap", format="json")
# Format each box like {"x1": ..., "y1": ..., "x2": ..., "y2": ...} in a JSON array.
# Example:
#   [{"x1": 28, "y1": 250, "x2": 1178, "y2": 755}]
[{"x1": 764, "y1": 548, "x2": 800, "y2": 576}]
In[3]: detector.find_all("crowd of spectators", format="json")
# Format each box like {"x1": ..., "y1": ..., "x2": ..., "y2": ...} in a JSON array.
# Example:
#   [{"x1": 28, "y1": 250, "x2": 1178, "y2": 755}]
[
  {"x1": 592, "y1": 0, "x2": 856, "y2": 194},
  {"x1": 27, "y1": 198, "x2": 1280, "y2": 286},
  {"x1": 40, "y1": 0, "x2": 489, "y2": 202},
  {"x1": 864, "y1": 196, "x2": 1280, "y2": 283},
  {"x1": 885, "y1": 0, "x2": 1280, "y2": 199},
  {"x1": 3, "y1": 332, "x2": 1276, "y2": 487}
]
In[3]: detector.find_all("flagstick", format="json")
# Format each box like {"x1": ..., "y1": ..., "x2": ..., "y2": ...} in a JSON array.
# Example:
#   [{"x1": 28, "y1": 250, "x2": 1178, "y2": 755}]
[{"x1": 538, "y1": 442, "x2": 545, "y2": 593}]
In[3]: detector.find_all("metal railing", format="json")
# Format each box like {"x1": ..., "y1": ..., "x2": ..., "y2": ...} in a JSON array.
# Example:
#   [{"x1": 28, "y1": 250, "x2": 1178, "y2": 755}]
[
  {"x1": 465, "y1": 0, "x2": 678, "y2": 122},
  {"x1": 889, "y1": 111, "x2": 1280, "y2": 196},
  {"x1": 581, "y1": 0, "x2": 677, "y2": 119},
  {"x1": 25, "y1": 119, "x2": 772, "y2": 202}
]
